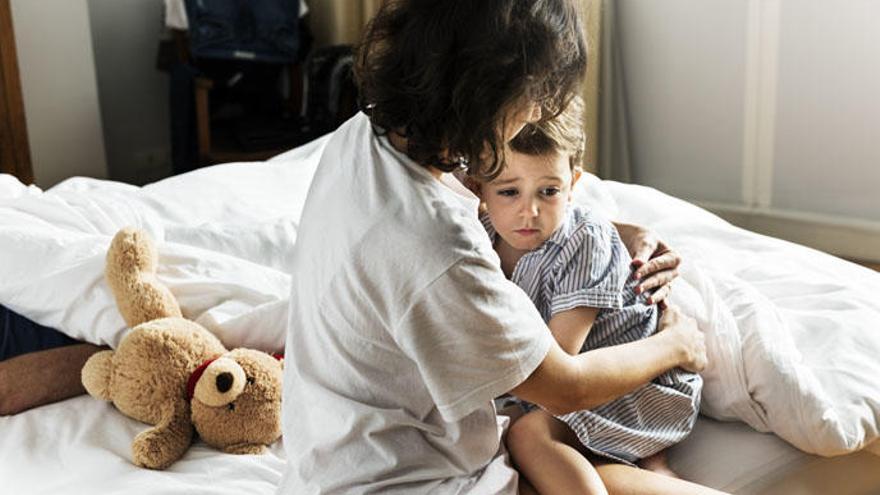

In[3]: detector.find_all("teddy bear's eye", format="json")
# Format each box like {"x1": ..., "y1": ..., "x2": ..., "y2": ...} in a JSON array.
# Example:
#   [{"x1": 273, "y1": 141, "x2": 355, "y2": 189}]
[
  {"x1": 227, "y1": 403, "x2": 236, "y2": 411},
  {"x1": 246, "y1": 376, "x2": 255, "y2": 384}
]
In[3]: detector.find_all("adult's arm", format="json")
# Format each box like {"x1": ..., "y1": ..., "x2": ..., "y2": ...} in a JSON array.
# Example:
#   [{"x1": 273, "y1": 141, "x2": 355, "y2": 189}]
[
  {"x1": 510, "y1": 306, "x2": 705, "y2": 415},
  {"x1": 0, "y1": 343, "x2": 106, "y2": 415},
  {"x1": 0, "y1": 304, "x2": 106, "y2": 415}
]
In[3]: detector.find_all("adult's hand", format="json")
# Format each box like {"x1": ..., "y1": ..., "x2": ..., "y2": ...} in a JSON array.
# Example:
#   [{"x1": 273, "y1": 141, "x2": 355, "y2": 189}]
[
  {"x1": 614, "y1": 222, "x2": 681, "y2": 307},
  {"x1": 657, "y1": 306, "x2": 706, "y2": 373}
]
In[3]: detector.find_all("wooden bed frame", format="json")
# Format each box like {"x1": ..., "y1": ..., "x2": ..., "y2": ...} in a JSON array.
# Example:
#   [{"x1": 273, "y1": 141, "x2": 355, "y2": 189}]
[{"x1": 0, "y1": 0, "x2": 32, "y2": 185}]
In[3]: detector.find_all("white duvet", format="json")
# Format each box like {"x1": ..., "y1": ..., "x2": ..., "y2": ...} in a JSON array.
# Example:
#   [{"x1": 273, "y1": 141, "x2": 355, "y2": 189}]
[{"x1": 1, "y1": 134, "x2": 879, "y2": 474}]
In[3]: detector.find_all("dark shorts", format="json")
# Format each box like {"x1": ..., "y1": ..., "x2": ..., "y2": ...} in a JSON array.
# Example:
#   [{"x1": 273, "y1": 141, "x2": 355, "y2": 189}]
[{"x1": 0, "y1": 305, "x2": 78, "y2": 361}]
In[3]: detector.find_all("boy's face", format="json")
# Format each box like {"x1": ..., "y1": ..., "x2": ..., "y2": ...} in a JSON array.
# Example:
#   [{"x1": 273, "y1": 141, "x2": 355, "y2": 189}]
[{"x1": 480, "y1": 150, "x2": 581, "y2": 252}]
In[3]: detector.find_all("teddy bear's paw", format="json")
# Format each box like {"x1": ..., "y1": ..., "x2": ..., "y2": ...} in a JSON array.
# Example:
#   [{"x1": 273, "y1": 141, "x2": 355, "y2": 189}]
[
  {"x1": 81, "y1": 350, "x2": 115, "y2": 401},
  {"x1": 132, "y1": 424, "x2": 192, "y2": 470},
  {"x1": 223, "y1": 443, "x2": 267, "y2": 455}
]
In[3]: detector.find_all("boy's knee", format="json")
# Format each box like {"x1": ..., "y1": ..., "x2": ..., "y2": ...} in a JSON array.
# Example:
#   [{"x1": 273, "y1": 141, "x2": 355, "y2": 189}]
[{"x1": 506, "y1": 411, "x2": 548, "y2": 456}]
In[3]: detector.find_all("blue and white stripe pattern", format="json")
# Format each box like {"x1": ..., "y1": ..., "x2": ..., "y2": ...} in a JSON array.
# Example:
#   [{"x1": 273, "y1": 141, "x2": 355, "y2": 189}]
[{"x1": 482, "y1": 206, "x2": 702, "y2": 464}]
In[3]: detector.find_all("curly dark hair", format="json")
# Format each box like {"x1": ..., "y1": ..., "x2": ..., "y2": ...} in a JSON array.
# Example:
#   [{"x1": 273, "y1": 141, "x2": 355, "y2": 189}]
[{"x1": 355, "y1": 0, "x2": 587, "y2": 181}]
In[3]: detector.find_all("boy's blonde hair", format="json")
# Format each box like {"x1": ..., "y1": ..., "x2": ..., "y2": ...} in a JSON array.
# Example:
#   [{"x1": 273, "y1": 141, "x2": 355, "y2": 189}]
[{"x1": 509, "y1": 95, "x2": 586, "y2": 172}]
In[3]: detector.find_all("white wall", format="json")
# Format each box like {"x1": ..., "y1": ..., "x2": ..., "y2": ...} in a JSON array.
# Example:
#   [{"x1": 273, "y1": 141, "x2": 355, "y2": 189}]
[
  {"x1": 617, "y1": 0, "x2": 880, "y2": 261},
  {"x1": 618, "y1": 1, "x2": 748, "y2": 205},
  {"x1": 772, "y1": 1, "x2": 880, "y2": 220},
  {"x1": 10, "y1": 0, "x2": 107, "y2": 188},
  {"x1": 86, "y1": 0, "x2": 171, "y2": 185}
]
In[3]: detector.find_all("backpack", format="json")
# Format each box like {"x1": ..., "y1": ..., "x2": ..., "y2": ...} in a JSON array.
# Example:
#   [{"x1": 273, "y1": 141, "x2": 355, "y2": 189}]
[{"x1": 185, "y1": 0, "x2": 301, "y2": 63}]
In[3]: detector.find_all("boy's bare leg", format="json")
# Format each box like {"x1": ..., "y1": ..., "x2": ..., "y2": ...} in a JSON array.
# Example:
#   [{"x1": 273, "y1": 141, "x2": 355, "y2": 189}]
[
  {"x1": 507, "y1": 410, "x2": 608, "y2": 495},
  {"x1": 595, "y1": 456, "x2": 730, "y2": 495},
  {"x1": 0, "y1": 343, "x2": 107, "y2": 415},
  {"x1": 518, "y1": 477, "x2": 539, "y2": 495},
  {"x1": 638, "y1": 450, "x2": 680, "y2": 478}
]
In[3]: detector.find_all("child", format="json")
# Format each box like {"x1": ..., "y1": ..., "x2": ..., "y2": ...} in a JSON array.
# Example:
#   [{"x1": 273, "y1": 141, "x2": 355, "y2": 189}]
[{"x1": 470, "y1": 97, "x2": 703, "y2": 494}]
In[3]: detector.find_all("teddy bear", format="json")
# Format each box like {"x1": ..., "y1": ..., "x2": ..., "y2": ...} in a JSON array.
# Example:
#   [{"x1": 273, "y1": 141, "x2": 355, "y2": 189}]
[{"x1": 81, "y1": 227, "x2": 283, "y2": 470}]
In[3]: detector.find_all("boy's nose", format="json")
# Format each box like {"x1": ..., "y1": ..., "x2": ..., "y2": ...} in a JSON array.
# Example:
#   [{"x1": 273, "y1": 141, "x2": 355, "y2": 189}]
[{"x1": 520, "y1": 200, "x2": 539, "y2": 218}]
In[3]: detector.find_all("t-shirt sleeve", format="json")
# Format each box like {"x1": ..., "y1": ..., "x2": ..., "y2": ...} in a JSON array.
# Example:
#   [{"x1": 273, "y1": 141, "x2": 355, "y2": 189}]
[
  {"x1": 549, "y1": 222, "x2": 629, "y2": 317},
  {"x1": 392, "y1": 253, "x2": 554, "y2": 423}
]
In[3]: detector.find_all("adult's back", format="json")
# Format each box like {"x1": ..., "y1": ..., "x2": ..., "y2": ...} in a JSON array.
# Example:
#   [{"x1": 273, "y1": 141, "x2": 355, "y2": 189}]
[{"x1": 281, "y1": 113, "x2": 552, "y2": 493}]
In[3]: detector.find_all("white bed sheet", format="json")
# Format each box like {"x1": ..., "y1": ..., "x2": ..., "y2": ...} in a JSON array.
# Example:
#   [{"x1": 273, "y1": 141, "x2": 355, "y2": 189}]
[
  {"x1": 2, "y1": 398, "x2": 877, "y2": 495},
  {"x1": 668, "y1": 417, "x2": 880, "y2": 495},
  {"x1": 0, "y1": 396, "x2": 286, "y2": 495}
]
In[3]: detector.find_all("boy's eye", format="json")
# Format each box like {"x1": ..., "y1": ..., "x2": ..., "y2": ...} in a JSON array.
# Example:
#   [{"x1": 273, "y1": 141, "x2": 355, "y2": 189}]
[
  {"x1": 542, "y1": 187, "x2": 561, "y2": 196},
  {"x1": 497, "y1": 188, "x2": 518, "y2": 197}
]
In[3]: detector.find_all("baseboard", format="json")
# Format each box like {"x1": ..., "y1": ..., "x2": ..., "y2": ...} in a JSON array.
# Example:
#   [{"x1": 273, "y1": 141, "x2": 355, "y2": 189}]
[{"x1": 695, "y1": 201, "x2": 880, "y2": 263}]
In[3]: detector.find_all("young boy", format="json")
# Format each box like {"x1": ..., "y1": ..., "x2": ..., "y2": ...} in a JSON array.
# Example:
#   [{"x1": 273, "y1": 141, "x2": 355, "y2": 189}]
[{"x1": 469, "y1": 97, "x2": 703, "y2": 494}]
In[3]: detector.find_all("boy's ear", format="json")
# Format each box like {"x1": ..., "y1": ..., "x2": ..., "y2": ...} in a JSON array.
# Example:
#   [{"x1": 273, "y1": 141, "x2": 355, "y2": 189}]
[{"x1": 568, "y1": 169, "x2": 583, "y2": 201}]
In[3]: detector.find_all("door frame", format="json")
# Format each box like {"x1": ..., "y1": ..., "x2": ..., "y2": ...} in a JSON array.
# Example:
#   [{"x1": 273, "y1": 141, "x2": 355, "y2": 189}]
[{"x1": 0, "y1": 0, "x2": 33, "y2": 184}]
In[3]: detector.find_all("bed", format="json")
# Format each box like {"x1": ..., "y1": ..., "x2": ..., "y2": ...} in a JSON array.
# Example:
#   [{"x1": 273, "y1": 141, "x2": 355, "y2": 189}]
[{"x1": 1, "y1": 133, "x2": 879, "y2": 494}]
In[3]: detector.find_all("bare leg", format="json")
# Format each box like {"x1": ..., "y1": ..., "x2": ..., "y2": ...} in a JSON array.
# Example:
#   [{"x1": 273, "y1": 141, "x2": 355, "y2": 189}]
[
  {"x1": 507, "y1": 410, "x2": 608, "y2": 495},
  {"x1": 519, "y1": 476, "x2": 539, "y2": 495},
  {"x1": 0, "y1": 343, "x2": 106, "y2": 415},
  {"x1": 638, "y1": 450, "x2": 680, "y2": 478},
  {"x1": 594, "y1": 456, "x2": 730, "y2": 495}
]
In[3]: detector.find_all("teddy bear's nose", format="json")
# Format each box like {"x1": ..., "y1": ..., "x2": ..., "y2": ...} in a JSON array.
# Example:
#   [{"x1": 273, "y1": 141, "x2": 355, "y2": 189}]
[
  {"x1": 194, "y1": 357, "x2": 247, "y2": 407},
  {"x1": 216, "y1": 372, "x2": 234, "y2": 393}
]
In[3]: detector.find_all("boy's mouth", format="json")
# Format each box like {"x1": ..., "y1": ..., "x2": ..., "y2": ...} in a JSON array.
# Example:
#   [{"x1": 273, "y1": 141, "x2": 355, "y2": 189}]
[{"x1": 514, "y1": 228, "x2": 540, "y2": 236}]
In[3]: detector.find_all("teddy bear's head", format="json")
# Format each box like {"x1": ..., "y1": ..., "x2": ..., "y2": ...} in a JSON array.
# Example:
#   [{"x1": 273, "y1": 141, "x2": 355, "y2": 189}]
[{"x1": 188, "y1": 349, "x2": 284, "y2": 454}]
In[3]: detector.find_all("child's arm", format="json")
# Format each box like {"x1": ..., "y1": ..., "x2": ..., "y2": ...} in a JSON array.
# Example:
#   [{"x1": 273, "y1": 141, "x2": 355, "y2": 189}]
[{"x1": 547, "y1": 306, "x2": 599, "y2": 356}]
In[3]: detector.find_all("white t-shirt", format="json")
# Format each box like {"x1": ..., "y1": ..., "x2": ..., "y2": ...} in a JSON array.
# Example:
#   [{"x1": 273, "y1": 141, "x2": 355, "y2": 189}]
[{"x1": 279, "y1": 113, "x2": 553, "y2": 494}]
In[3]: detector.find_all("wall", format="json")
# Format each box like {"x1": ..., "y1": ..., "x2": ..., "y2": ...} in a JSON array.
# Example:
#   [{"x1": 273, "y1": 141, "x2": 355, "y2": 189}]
[
  {"x1": 86, "y1": 0, "x2": 171, "y2": 185},
  {"x1": 10, "y1": 0, "x2": 107, "y2": 188},
  {"x1": 617, "y1": 0, "x2": 880, "y2": 262}
]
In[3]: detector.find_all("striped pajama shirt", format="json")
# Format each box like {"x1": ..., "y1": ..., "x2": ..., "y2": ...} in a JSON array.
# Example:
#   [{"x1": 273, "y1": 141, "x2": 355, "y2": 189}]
[{"x1": 482, "y1": 206, "x2": 702, "y2": 464}]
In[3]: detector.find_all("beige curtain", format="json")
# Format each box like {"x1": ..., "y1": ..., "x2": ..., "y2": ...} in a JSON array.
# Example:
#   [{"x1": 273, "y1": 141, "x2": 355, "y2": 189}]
[
  {"x1": 582, "y1": 0, "x2": 634, "y2": 180},
  {"x1": 595, "y1": 0, "x2": 633, "y2": 181},
  {"x1": 581, "y1": 0, "x2": 602, "y2": 175},
  {"x1": 307, "y1": 0, "x2": 384, "y2": 47}
]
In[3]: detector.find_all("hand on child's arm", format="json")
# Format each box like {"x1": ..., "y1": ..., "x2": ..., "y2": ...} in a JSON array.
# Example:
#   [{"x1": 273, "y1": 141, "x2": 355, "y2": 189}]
[
  {"x1": 613, "y1": 222, "x2": 681, "y2": 306},
  {"x1": 656, "y1": 305, "x2": 706, "y2": 373},
  {"x1": 547, "y1": 307, "x2": 599, "y2": 355}
]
